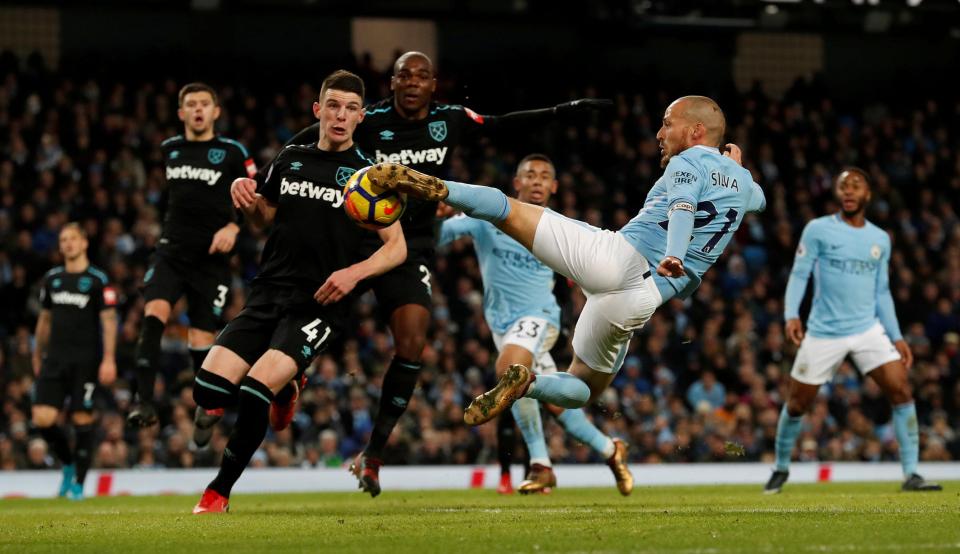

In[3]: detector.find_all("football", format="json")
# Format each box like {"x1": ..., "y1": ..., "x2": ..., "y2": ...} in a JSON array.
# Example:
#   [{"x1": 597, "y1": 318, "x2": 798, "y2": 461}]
[{"x1": 343, "y1": 166, "x2": 406, "y2": 229}]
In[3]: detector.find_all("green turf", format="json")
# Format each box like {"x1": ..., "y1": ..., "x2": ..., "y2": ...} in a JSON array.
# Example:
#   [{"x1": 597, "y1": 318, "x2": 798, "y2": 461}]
[{"x1": 1, "y1": 482, "x2": 958, "y2": 553}]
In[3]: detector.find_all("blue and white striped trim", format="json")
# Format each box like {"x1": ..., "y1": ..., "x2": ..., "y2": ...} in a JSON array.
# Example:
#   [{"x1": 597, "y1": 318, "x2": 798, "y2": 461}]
[
  {"x1": 161, "y1": 135, "x2": 185, "y2": 147},
  {"x1": 87, "y1": 266, "x2": 109, "y2": 285}
]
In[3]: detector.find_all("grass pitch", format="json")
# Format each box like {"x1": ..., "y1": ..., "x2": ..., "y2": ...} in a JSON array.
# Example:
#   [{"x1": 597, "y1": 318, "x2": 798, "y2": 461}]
[{"x1": 1, "y1": 482, "x2": 958, "y2": 553}]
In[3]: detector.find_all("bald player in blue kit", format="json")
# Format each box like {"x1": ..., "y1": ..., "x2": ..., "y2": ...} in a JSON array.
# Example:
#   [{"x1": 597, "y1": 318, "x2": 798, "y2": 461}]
[
  {"x1": 765, "y1": 168, "x2": 942, "y2": 494},
  {"x1": 362, "y1": 95, "x2": 764, "y2": 425}
]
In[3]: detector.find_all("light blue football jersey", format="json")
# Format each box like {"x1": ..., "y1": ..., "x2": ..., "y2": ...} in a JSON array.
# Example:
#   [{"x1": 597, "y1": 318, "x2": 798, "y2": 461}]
[
  {"x1": 439, "y1": 215, "x2": 561, "y2": 334},
  {"x1": 619, "y1": 145, "x2": 766, "y2": 301},
  {"x1": 784, "y1": 214, "x2": 902, "y2": 340}
]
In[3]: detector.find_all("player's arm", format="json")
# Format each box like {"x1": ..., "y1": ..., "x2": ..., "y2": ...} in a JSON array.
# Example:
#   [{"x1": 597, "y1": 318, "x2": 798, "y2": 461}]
[
  {"x1": 462, "y1": 99, "x2": 612, "y2": 134},
  {"x1": 747, "y1": 181, "x2": 767, "y2": 213},
  {"x1": 437, "y1": 214, "x2": 478, "y2": 247},
  {"x1": 314, "y1": 222, "x2": 407, "y2": 305},
  {"x1": 99, "y1": 307, "x2": 118, "y2": 386},
  {"x1": 211, "y1": 145, "x2": 260, "y2": 254},
  {"x1": 32, "y1": 309, "x2": 51, "y2": 376},
  {"x1": 657, "y1": 157, "x2": 701, "y2": 278},
  {"x1": 875, "y1": 236, "x2": 911, "y2": 368},
  {"x1": 784, "y1": 222, "x2": 821, "y2": 345}
]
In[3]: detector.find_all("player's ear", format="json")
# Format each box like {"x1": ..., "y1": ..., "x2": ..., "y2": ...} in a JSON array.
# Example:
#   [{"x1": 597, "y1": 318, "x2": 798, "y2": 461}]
[
  {"x1": 549, "y1": 178, "x2": 558, "y2": 195},
  {"x1": 513, "y1": 175, "x2": 522, "y2": 193},
  {"x1": 177, "y1": 106, "x2": 186, "y2": 123},
  {"x1": 428, "y1": 77, "x2": 437, "y2": 94},
  {"x1": 358, "y1": 107, "x2": 365, "y2": 124},
  {"x1": 390, "y1": 76, "x2": 397, "y2": 92},
  {"x1": 312, "y1": 101, "x2": 321, "y2": 120},
  {"x1": 212, "y1": 104, "x2": 221, "y2": 121}
]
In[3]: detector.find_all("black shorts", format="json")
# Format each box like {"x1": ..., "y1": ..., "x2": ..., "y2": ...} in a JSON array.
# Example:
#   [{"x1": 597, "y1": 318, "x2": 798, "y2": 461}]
[
  {"x1": 34, "y1": 357, "x2": 99, "y2": 412},
  {"x1": 215, "y1": 285, "x2": 338, "y2": 374},
  {"x1": 358, "y1": 249, "x2": 434, "y2": 318},
  {"x1": 143, "y1": 251, "x2": 231, "y2": 332}
]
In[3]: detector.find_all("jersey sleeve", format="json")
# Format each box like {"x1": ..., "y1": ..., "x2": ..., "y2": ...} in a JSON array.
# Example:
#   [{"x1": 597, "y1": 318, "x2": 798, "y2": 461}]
[
  {"x1": 257, "y1": 148, "x2": 287, "y2": 204},
  {"x1": 438, "y1": 214, "x2": 480, "y2": 247},
  {"x1": 747, "y1": 181, "x2": 766, "y2": 213},
  {"x1": 662, "y1": 155, "x2": 703, "y2": 261},
  {"x1": 874, "y1": 234, "x2": 903, "y2": 341},
  {"x1": 39, "y1": 277, "x2": 51, "y2": 309},
  {"x1": 784, "y1": 221, "x2": 821, "y2": 320}
]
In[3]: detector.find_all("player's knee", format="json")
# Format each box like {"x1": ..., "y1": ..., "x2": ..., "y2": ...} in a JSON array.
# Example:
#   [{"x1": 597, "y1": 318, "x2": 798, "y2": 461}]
[
  {"x1": 30, "y1": 406, "x2": 59, "y2": 429},
  {"x1": 887, "y1": 383, "x2": 913, "y2": 406},
  {"x1": 394, "y1": 333, "x2": 427, "y2": 361},
  {"x1": 188, "y1": 328, "x2": 216, "y2": 349},
  {"x1": 785, "y1": 399, "x2": 810, "y2": 417},
  {"x1": 71, "y1": 411, "x2": 94, "y2": 426},
  {"x1": 193, "y1": 369, "x2": 239, "y2": 409}
]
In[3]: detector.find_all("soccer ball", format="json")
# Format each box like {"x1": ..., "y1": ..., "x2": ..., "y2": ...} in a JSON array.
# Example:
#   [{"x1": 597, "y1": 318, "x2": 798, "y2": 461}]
[{"x1": 343, "y1": 166, "x2": 406, "y2": 230}]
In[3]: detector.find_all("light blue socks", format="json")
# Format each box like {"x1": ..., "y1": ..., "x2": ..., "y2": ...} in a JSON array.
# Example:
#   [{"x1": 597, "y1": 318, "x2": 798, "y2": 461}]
[
  {"x1": 557, "y1": 408, "x2": 616, "y2": 458},
  {"x1": 445, "y1": 181, "x2": 511, "y2": 223},
  {"x1": 525, "y1": 372, "x2": 591, "y2": 409},
  {"x1": 774, "y1": 405, "x2": 803, "y2": 472},
  {"x1": 511, "y1": 397, "x2": 551, "y2": 466},
  {"x1": 892, "y1": 402, "x2": 919, "y2": 478}
]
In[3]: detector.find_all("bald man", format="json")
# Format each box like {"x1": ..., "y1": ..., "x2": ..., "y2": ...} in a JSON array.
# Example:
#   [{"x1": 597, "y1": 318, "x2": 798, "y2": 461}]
[
  {"x1": 277, "y1": 51, "x2": 610, "y2": 497},
  {"x1": 364, "y1": 95, "x2": 766, "y2": 424}
]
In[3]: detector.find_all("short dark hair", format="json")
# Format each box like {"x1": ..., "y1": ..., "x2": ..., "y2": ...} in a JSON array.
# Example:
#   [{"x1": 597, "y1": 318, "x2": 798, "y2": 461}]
[
  {"x1": 320, "y1": 70, "x2": 365, "y2": 101},
  {"x1": 836, "y1": 166, "x2": 871, "y2": 188},
  {"x1": 516, "y1": 153, "x2": 555, "y2": 175},
  {"x1": 178, "y1": 82, "x2": 218, "y2": 107}
]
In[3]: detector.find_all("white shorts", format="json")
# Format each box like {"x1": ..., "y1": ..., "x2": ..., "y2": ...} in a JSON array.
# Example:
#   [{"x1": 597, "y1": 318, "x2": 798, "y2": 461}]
[
  {"x1": 532, "y1": 211, "x2": 662, "y2": 374},
  {"x1": 791, "y1": 322, "x2": 902, "y2": 386},
  {"x1": 492, "y1": 317, "x2": 559, "y2": 375}
]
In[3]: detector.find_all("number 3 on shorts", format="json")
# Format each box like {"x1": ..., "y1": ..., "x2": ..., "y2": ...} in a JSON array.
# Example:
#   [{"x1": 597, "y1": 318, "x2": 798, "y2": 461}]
[{"x1": 301, "y1": 319, "x2": 332, "y2": 349}]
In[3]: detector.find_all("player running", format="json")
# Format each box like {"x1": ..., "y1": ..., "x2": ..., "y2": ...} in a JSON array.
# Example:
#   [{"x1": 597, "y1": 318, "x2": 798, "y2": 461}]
[
  {"x1": 366, "y1": 96, "x2": 764, "y2": 426},
  {"x1": 438, "y1": 154, "x2": 633, "y2": 496},
  {"x1": 283, "y1": 51, "x2": 610, "y2": 497},
  {"x1": 765, "y1": 169, "x2": 942, "y2": 494},
  {"x1": 192, "y1": 70, "x2": 406, "y2": 514},
  {"x1": 127, "y1": 83, "x2": 257, "y2": 449},
  {"x1": 32, "y1": 223, "x2": 118, "y2": 500}
]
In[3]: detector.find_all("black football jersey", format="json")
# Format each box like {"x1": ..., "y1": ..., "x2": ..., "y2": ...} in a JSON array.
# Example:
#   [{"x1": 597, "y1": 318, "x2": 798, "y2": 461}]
[
  {"x1": 159, "y1": 135, "x2": 256, "y2": 260},
  {"x1": 39, "y1": 265, "x2": 118, "y2": 361},
  {"x1": 254, "y1": 143, "x2": 375, "y2": 321},
  {"x1": 354, "y1": 99, "x2": 486, "y2": 251}
]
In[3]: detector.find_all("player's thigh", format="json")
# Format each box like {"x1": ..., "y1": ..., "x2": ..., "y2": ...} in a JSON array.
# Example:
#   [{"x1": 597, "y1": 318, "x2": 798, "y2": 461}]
[
  {"x1": 211, "y1": 299, "x2": 277, "y2": 382},
  {"x1": 570, "y1": 283, "x2": 659, "y2": 375},
  {"x1": 866, "y1": 360, "x2": 912, "y2": 404},
  {"x1": 531, "y1": 210, "x2": 651, "y2": 294},
  {"x1": 32, "y1": 360, "x2": 68, "y2": 424},
  {"x1": 267, "y1": 310, "x2": 338, "y2": 385},
  {"x1": 371, "y1": 254, "x2": 433, "y2": 321},
  {"x1": 785, "y1": 377, "x2": 821, "y2": 414},
  {"x1": 850, "y1": 323, "x2": 902, "y2": 377},
  {"x1": 185, "y1": 262, "x2": 231, "y2": 334},
  {"x1": 142, "y1": 254, "x2": 186, "y2": 311},
  {"x1": 247, "y1": 350, "x2": 300, "y2": 394},
  {"x1": 68, "y1": 359, "x2": 100, "y2": 414},
  {"x1": 497, "y1": 199, "x2": 546, "y2": 251},
  {"x1": 789, "y1": 334, "x2": 848, "y2": 386}
]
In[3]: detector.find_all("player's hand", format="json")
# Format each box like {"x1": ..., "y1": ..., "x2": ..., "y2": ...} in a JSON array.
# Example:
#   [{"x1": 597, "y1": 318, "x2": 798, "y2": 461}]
[
  {"x1": 894, "y1": 339, "x2": 914, "y2": 370},
  {"x1": 231, "y1": 177, "x2": 259, "y2": 210},
  {"x1": 436, "y1": 202, "x2": 458, "y2": 219},
  {"x1": 556, "y1": 98, "x2": 614, "y2": 115},
  {"x1": 315, "y1": 267, "x2": 361, "y2": 305},
  {"x1": 785, "y1": 318, "x2": 805, "y2": 346},
  {"x1": 99, "y1": 357, "x2": 117, "y2": 386},
  {"x1": 722, "y1": 143, "x2": 743, "y2": 165},
  {"x1": 209, "y1": 223, "x2": 239, "y2": 254},
  {"x1": 657, "y1": 256, "x2": 685, "y2": 278}
]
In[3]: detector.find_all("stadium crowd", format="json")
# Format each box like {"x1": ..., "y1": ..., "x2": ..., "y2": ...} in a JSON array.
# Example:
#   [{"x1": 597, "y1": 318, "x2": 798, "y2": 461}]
[{"x1": 1, "y1": 50, "x2": 958, "y2": 472}]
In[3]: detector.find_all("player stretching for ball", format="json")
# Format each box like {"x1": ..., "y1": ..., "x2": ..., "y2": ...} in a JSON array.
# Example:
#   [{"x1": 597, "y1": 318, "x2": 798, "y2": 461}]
[
  {"x1": 32, "y1": 223, "x2": 118, "y2": 500},
  {"x1": 765, "y1": 169, "x2": 942, "y2": 494},
  {"x1": 438, "y1": 154, "x2": 632, "y2": 496},
  {"x1": 128, "y1": 83, "x2": 257, "y2": 449},
  {"x1": 367, "y1": 96, "x2": 764, "y2": 426},
  {"x1": 192, "y1": 70, "x2": 406, "y2": 514},
  {"x1": 283, "y1": 51, "x2": 610, "y2": 496}
]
